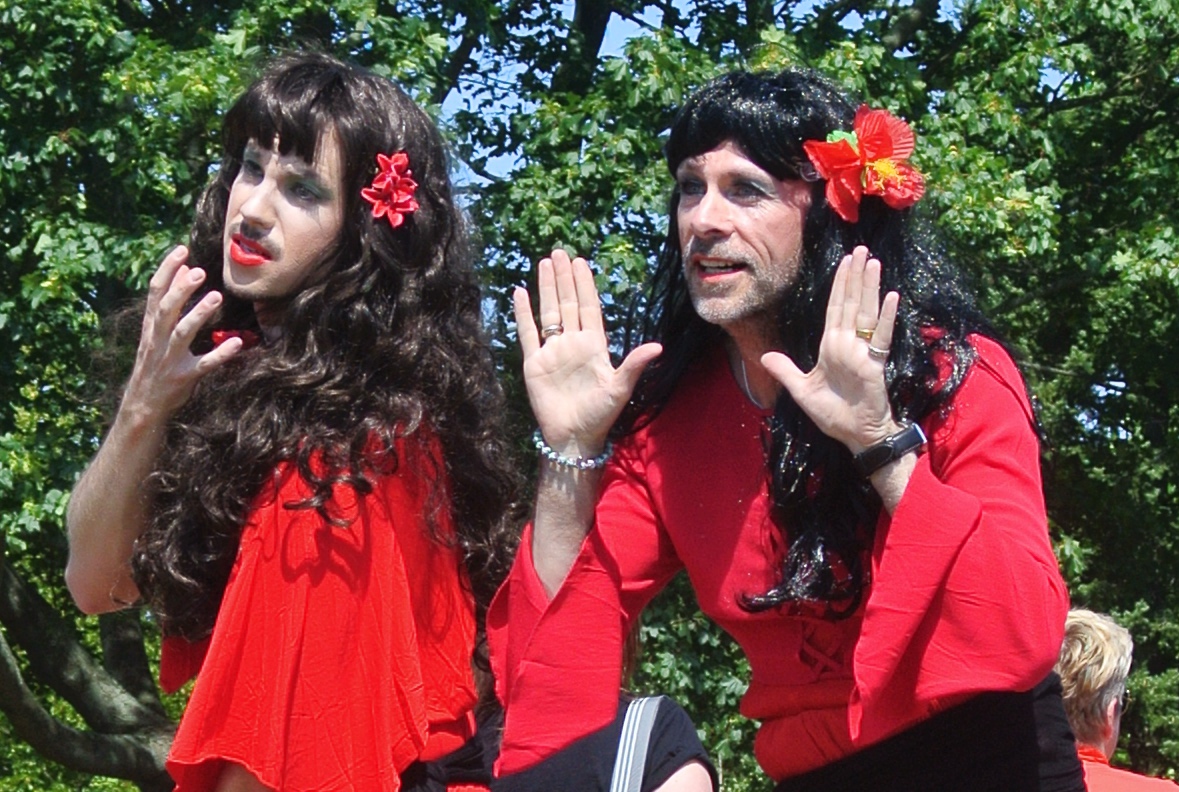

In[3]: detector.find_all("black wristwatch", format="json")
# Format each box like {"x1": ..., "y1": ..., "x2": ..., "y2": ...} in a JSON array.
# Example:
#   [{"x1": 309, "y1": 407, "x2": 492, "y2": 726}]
[{"x1": 853, "y1": 423, "x2": 927, "y2": 477}]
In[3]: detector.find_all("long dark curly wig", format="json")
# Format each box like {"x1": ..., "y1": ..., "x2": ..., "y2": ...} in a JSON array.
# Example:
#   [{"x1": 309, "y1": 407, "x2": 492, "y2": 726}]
[
  {"x1": 130, "y1": 52, "x2": 521, "y2": 642},
  {"x1": 618, "y1": 69, "x2": 1003, "y2": 618}
]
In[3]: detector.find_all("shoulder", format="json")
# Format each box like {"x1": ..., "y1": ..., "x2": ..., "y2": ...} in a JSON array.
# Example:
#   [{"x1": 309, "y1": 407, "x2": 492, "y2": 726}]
[
  {"x1": 917, "y1": 333, "x2": 1039, "y2": 460},
  {"x1": 964, "y1": 334, "x2": 1025, "y2": 389},
  {"x1": 1084, "y1": 758, "x2": 1179, "y2": 791},
  {"x1": 930, "y1": 333, "x2": 1034, "y2": 426}
]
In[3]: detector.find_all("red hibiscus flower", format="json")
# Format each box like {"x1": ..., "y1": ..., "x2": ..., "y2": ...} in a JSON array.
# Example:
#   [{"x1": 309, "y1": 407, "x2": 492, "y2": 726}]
[
  {"x1": 802, "y1": 106, "x2": 925, "y2": 223},
  {"x1": 361, "y1": 152, "x2": 420, "y2": 228}
]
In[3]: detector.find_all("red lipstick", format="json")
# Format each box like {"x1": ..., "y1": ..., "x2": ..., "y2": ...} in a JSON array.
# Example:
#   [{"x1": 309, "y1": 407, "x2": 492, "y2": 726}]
[{"x1": 229, "y1": 234, "x2": 270, "y2": 267}]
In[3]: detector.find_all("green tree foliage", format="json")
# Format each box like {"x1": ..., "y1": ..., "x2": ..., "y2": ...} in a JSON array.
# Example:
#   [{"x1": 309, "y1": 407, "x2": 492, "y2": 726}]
[{"x1": 0, "y1": 0, "x2": 1175, "y2": 788}]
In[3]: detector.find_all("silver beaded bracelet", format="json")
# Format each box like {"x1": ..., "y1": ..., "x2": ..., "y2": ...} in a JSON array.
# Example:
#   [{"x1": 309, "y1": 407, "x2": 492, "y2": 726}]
[{"x1": 532, "y1": 429, "x2": 614, "y2": 471}]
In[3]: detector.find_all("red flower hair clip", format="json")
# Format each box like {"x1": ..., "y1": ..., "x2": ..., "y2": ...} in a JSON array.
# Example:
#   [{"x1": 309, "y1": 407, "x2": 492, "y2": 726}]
[
  {"x1": 361, "y1": 152, "x2": 419, "y2": 228},
  {"x1": 803, "y1": 106, "x2": 925, "y2": 223}
]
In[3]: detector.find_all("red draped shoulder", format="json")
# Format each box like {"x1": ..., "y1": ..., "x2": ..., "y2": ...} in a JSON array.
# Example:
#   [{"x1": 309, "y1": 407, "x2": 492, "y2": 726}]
[{"x1": 162, "y1": 436, "x2": 479, "y2": 791}]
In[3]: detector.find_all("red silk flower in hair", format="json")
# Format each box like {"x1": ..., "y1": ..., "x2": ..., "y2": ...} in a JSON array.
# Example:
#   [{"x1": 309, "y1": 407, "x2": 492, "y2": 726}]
[
  {"x1": 361, "y1": 152, "x2": 419, "y2": 228},
  {"x1": 803, "y1": 105, "x2": 925, "y2": 223}
]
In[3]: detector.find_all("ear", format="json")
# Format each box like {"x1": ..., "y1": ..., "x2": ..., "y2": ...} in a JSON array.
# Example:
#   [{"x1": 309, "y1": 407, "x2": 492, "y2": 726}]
[{"x1": 1104, "y1": 696, "x2": 1121, "y2": 736}]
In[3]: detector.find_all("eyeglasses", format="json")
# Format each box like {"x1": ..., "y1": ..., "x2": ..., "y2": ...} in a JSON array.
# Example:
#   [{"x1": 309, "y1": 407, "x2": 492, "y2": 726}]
[{"x1": 1118, "y1": 688, "x2": 1133, "y2": 715}]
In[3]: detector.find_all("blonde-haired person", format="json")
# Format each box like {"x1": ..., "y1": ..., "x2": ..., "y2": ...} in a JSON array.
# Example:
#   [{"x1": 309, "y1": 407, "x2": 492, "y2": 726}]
[{"x1": 1055, "y1": 609, "x2": 1178, "y2": 791}]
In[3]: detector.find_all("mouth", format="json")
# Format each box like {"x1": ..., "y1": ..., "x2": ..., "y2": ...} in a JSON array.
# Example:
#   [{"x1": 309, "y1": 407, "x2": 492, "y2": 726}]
[
  {"x1": 228, "y1": 233, "x2": 271, "y2": 267},
  {"x1": 691, "y1": 255, "x2": 747, "y2": 277}
]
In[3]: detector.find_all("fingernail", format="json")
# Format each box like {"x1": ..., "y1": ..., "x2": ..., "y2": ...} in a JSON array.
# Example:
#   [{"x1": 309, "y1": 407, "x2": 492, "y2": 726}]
[{"x1": 190, "y1": 269, "x2": 205, "y2": 282}]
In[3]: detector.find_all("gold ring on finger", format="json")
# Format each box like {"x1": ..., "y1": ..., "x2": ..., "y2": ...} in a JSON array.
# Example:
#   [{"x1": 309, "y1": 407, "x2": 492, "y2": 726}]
[
  {"x1": 855, "y1": 327, "x2": 875, "y2": 341},
  {"x1": 540, "y1": 324, "x2": 564, "y2": 340},
  {"x1": 867, "y1": 343, "x2": 890, "y2": 361}
]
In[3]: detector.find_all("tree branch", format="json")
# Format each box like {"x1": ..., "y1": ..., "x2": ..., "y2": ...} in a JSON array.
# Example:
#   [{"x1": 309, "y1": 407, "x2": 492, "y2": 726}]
[
  {"x1": 881, "y1": 0, "x2": 940, "y2": 52},
  {"x1": 100, "y1": 611, "x2": 167, "y2": 717},
  {"x1": 810, "y1": 0, "x2": 867, "y2": 31},
  {"x1": 551, "y1": 0, "x2": 616, "y2": 94},
  {"x1": 0, "y1": 555, "x2": 169, "y2": 734},
  {"x1": 432, "y1": 32, "x2": 481, "y2": 106},
  {"x1": 0, "y1": 627, "x2": 172, "y2": 788}
]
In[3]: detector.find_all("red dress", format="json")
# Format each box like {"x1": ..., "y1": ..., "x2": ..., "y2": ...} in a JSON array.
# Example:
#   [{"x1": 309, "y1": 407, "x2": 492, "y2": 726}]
[
  {"x1": 488, "y1": 336, "x2": 1069, "y2": 781},
  {"x1": 161, "y1": 439, "x2": 480, "y2": 791}
]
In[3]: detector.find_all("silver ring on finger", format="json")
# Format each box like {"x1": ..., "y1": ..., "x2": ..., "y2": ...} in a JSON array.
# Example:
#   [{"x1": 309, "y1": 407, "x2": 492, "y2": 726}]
[
  {"x1": 540, "y1": 324, "x2": 564, "y2": 340},
  {"x1": 867, "y1": 343, "x2": 890, "y2": 361}
]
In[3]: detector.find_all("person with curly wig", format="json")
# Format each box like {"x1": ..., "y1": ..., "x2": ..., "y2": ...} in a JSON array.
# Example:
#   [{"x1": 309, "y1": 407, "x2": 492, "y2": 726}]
[
  {"x1": 1056, "y1": 609, "x2": 1178, "y2": 790},
  {"x1": 65, "y1": 51, "x2": 519, "y2": 792},
  {"x1": 490, "y1": 69, "x2": 1081, "y2": 790}
]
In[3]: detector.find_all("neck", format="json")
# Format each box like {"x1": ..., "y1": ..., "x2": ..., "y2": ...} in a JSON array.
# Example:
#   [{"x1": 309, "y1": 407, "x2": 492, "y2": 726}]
[
  {"x1": 253, "y1": 303, "x2": 284, "y2": 342},
  {"x1": 724, "y1": 330, "x2": 779, "y2": 410}
]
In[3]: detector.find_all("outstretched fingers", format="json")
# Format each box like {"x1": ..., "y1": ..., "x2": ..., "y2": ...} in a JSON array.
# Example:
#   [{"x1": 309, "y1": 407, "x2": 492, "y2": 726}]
[
  {"x1": 572, "y1": 257, "x2": 604, "y2": 337},
  {"x1": 146, "y1": 245, "x2": 190, "y2": 310},
  {"x1": 514, "y1": 285, "x2": 541, "y2": 357},
  {"x1": 857, "y1": 253, "x2": 883, "y2": 334},
  {"x1": 616, "y1": 342, "x2": 663, "y2": 393},
  {"x1": 173, "y1": 289, "x2": 221, "y2": 346},
  {"x1": 535, "y1": 255, "x2": 562, "y2": 339},
  {"x1": 761, "y1": 350, "x2": 805, "y2": 396},
  {"x1": 524, "y1": 249, "x2": 605, "y2": 347},
  {"x1": 551, "y1": 250, "x2": 583, "y2": 332},
  {"x1": 196, "y1": 332, "x2": 244, "y2": 372},
  {"x1": 872, "y1": 291, "x2": 899, "y2": 356}
]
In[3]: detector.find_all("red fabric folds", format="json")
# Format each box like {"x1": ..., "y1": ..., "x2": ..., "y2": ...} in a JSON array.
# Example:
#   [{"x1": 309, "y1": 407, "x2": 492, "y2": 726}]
[
  {"x1": 164, "y1": 439, "x2": 478, "y2": 791},
  {"x1": 489, "y1": 337, "x2": 1068, "y2": 782}
]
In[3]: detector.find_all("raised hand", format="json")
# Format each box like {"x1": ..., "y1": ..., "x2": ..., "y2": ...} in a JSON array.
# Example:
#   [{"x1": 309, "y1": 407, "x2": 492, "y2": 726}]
[
  {"x1": 513, "y1": 249, "x2": 662, "y2": 458},
  {"x1": 122, "y1": 245, "x2": 242, "y2": 420},
  {"x1": 66, "y1": 244, "x2": 243, "y2": 613},
  {"x1": 761, "y1": 246, "x2": 903, "y2": 454}
]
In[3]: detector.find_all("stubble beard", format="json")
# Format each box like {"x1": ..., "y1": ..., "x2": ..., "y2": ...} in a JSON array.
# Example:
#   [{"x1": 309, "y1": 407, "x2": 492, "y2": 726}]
[{"x1": 684, "y1": 252, "x2": 801, "y2": 341}]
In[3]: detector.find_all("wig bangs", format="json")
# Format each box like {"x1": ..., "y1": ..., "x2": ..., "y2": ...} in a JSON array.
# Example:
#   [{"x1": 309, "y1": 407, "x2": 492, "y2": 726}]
[
  {"x1": 223, "y1": 65, "x2": 347, "y2": 169},
  {"x1": 665, "y1": 72, "x2": 856, "y2": 185}
]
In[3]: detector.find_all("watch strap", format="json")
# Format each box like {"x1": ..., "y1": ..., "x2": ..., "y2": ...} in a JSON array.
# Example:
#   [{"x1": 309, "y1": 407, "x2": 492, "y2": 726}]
[{"x1": 853, "y1": 423, "x2": 927, "y2": 477}]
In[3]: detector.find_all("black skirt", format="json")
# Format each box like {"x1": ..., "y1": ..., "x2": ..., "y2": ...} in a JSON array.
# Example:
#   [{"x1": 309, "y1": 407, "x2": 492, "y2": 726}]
[{"x1": 774, "y1": 673, "x2": 1085, "y2": 792}]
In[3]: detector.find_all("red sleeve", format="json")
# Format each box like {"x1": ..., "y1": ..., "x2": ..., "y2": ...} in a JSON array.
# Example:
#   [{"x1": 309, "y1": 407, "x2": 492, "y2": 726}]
[
  {"x1": 850, "y1": 336, "x2": 1070, "y2": 744},
  {"x1": 487, "y1": 440, "x2": 681, "y2": 775},
  {"x1": 167, "y1": 454, "x2": 478, "y2": 792}
]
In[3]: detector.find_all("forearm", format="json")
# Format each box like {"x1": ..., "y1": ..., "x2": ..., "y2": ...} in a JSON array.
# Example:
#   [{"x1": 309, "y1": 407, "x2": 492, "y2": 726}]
[
  {"x1": 65, "y1": 246, "x2": 236, "y2": 613},
  {"x1": 866, "y1": 444, "x2": 917, "y2": 513},
  {"x1": 65, "y1": 400, "x2": 168, "y2": 613},
  {"x1": 530, "y1": 459, "x2": 603, "y2": 598}
]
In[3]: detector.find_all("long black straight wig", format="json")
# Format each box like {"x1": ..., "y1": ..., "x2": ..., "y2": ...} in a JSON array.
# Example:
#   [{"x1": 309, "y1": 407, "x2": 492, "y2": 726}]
[{"x1": 619, "y1": 69, "x2": 999, "y2": 617}]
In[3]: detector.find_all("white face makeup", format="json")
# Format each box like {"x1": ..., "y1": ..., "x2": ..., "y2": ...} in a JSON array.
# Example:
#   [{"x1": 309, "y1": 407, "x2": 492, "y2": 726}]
[
  {"x1": 222, "y1": 131, "x2": 346, "y2": 310},
  {"x1": 676, "y1": 140, "x2": 812, "y2": 339}
]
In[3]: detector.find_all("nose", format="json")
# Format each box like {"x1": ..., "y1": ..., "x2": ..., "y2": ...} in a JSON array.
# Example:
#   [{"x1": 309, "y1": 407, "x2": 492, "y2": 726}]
[
  {"x1": 684, "y1": 186, "x2": 732, "y2": 240},
  {"x1": 238, "y1": 177, "x2": 277, "y2": 230}
]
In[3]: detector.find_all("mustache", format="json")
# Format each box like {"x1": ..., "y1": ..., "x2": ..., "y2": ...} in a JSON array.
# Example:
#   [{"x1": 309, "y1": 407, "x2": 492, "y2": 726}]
[
  {"x1": 227, "y1": 222, "x2": 280, "y2": 259},
  {"x1": 684, "y1": 239, "x2": 753, "y2": 266}
]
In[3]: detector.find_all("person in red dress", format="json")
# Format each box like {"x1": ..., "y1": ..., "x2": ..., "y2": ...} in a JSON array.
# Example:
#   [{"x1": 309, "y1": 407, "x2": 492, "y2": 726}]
[
  {"x1": 1056, "y1": 609, "x2": 1179, "y2": 791},
  {"x1": 65, "y1": 51, "x2": 519, "y2": 792},
  {"x1": 491, "y1": 69, "x2": 1081, "y2": 790}
]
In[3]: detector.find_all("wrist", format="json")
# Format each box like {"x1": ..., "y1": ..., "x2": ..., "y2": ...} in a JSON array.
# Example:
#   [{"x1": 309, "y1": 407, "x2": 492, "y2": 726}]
[
  {"x1": 533, "y1": 430, "x2": 613, "y2": 471},
  {"x1": 536, "y1": 427, "x2": 609, "y2": 460},
  {"x1": 852, "y1": 422, "x2": 927, "y2": 478},
  {"x1": 844, "y1": 419, "x2": 905, "y2": 456}
]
